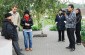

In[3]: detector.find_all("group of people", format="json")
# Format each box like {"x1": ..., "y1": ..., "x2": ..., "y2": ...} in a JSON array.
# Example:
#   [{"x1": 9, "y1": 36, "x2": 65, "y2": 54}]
[
  {"x1": 55, "y1": 4, "x2": 82, "y2": 51},
  {"x1": 1, "y1": 5, "x2": 33, "y2": 55},
  {"x1": 1, "y1": 4, "x2": 82, "y2": 55}
]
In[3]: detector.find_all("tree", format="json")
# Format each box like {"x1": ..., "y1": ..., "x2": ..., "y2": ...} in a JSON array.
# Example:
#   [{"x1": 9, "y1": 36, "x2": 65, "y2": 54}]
[{"x1": 0, "y1": 0, "x2": 67, "y2": 27}]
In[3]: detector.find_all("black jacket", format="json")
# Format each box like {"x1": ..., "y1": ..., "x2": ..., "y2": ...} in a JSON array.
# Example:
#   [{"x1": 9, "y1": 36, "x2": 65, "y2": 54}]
[
  {"x1": 1, "y1": 19, "x2": 18, "y2": 41},
  {"x1": 55, "y1": 14, "x2": 66, "y2": 30},
  {"x1": 21, "y1": 17, "x2": 33, "y2": 29},
  {"x1": 76, "y1": 14, "x2": 82, "y2": 31}
]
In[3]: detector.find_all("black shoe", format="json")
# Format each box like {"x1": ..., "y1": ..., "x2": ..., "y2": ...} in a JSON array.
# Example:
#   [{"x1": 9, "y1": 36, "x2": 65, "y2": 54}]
[
  {"x1": 70, "y1": 48, "x2": 75, "y2": 51},
  {"x1": 18, "y1": 53, "x2": 24, "y2": 55},
  {"x1": 62, "y1": 40, "x2": 65, "y2": 42},
  {"x1": 21, "y1": 53, "x2": 24, "y2": 55},
  {"x1": 66, "y1": 46, "x2": 71, "y2": 49},
  {"x1": 58, "y1": 40, "x2": 61, "y2": 42}
]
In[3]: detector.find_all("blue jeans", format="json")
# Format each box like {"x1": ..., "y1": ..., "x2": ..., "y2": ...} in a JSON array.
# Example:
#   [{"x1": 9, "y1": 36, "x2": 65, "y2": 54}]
[{"x1": 23, "y1": 31, "x2": 33, "y2": 49}]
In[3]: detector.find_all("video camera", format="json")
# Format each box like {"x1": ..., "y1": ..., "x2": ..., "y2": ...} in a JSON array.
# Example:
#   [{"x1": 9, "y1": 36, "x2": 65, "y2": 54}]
[{"x1": 62, "y1": 9, "x2": 70, "y2": 16}]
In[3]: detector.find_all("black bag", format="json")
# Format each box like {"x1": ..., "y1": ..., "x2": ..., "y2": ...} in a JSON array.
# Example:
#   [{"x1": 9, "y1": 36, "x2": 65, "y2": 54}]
[
  {"x1": 1, "y1": 24, "x2": 7, "y2": 36},
  {"x1": 1, "y1": 23, "x2": 11, "y2": 39}
]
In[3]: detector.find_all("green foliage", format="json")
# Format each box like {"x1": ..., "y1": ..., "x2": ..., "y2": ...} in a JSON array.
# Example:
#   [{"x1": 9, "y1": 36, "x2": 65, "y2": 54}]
[
  {"x1": 0, "y1": 0, "x2": 68, "y2": 29},
  {"x1": 32, "y1": 25, "x2": 41, "y2": 31},
  {"x1": 19, "y1": 26, "x2": 23, "y2": 31},
  {"x1": 0, "y1": 0, "x2": 13, "y2": 26},
  {"x1": 81, "y1": 31, "x2": 85, "y2": 42},
  {"x1": 81, "y1": 31, "x2": 85, "y2": 37},
  {"x1": 81, "y1": 20, "x2": 85, "y2": 42},
  {"x1": 81, "y1": 25, "x2": 85, "y2": 31},
  {"x1": 49, "y1": 25, "x2": 57, "y2": 31},
  {"x1": 44, "y1": 18, "x2": 54, "y2": 26}
]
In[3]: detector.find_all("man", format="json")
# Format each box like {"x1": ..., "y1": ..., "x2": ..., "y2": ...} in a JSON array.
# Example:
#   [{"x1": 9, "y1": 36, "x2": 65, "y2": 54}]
[
  {"x1": 9, "y1": 5, "x2": 22, "y2": 51},
  {"x1": 9, "y1": 5, "x2": 20, "y2": 31},
  {"x1": 2, "y1": 13, "x2": 24, "y2": 55},
  {"x1": 65, "y1": 4, "x2": 76, "y2": 51}
]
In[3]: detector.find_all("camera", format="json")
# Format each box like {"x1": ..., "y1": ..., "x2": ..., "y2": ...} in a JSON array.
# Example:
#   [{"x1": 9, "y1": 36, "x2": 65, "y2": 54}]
[{"x1": 62, "y1": 9, "x2": 70, "y2": 16}]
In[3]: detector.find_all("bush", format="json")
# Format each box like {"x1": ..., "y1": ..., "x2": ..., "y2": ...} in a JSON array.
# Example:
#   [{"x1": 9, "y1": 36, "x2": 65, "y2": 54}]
[
  {"x1": 81, "y1": 21, "x2": 85, "y2": 42},
  {"x1": 81, "y1": 31, "x2": 85, "y2": 42},
  {"x1": 81, "y1": 25, "x2": 85, "y2": 31},
  {"x1": 32, "y1": 25, "x2": 41, "y2": 31},
  {"x1": 19, "y1": 26, "x2": 23, "y2": 31},
  {"x1": 49, "y1": 25, "x2": 57, "y2": 31}
]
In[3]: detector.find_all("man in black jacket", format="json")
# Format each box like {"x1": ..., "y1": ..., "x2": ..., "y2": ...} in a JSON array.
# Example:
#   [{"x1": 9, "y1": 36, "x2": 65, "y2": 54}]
[{"x1": 2, "y1": 13, "x2": 24, "y2": 55}]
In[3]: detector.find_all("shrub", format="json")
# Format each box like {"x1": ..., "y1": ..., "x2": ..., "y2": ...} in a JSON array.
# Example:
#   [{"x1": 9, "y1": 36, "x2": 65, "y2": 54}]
[
  {"x1": 19, "y1": 26, "x2": 23, "y2": 31},
  {"x1": 81, "y1": 31, "x2": 85, "y2": 42},
  {"x1": 49, "y1": 25, "x2": 57, "y2": 31},
  {"x1": 81, "y1": 21, "x2": 85, "y2": 42},
  {"x1": 81, "y1": 25, "x2": 85, "y2": 31},
  {"x1": 32, "y1": 25, "x2": 41, "y2": 31}
]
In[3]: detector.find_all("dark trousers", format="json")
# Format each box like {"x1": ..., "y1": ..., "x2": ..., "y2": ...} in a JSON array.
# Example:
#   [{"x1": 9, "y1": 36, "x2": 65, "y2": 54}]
[
  {"x1": 58, "y1": 30, "x2": 65, "y2": 41},
  {"x1": 75, "y1": 29, "x2": 81, "y2": 43},
  {"x1": 12, "y1": 41, "x2": 23, "y2": 55},
  {"x1": 67, "y1": 28, "x2": 75, "y2": 49}
]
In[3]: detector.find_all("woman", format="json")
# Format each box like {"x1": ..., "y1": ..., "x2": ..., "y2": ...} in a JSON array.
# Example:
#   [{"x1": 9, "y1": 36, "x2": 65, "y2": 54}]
[
  {"x1": 21, "y1": 10, "x2": 33, "y2": 51},
  {"x1": 55, "y1": 9, "x2": 66, "y2": 42},
  {"x1": 75, "y1": 8, "x2": 82, "y2": 45}
]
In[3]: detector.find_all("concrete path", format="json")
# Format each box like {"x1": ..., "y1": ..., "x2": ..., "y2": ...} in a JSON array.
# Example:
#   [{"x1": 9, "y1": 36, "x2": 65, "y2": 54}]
[{"x1": 13, "y1": 31, "x2": 85, "y2": 55}]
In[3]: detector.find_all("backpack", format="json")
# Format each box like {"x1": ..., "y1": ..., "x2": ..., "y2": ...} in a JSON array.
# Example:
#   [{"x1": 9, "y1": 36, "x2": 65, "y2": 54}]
[{"x1": 1, "y1": 23, "x2": 11, "y2": 39}]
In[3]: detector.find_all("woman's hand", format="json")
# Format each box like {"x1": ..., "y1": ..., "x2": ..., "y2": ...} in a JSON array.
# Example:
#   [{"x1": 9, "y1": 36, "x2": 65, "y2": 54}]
[{"x1": 25, "y1": 23, "x2": 30, "y2": 26}]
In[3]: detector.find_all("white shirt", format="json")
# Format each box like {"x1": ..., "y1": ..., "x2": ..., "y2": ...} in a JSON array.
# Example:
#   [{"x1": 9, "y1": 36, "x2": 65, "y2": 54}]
[
  {"x1": 23, "y1": 29, "x2": 32, "y2": 32},
  {"x1": 9, "y1": 11, "x2": 20, "y2": 27}
]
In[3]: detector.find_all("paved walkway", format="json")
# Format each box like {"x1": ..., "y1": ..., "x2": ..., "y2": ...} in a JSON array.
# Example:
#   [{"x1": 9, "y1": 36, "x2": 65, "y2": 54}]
[{"x1": 13, "y1": 31, "x2": 85, "y2": 55}]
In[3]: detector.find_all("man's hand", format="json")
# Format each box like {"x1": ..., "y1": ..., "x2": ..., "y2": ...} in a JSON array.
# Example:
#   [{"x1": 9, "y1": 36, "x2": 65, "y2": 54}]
[{"x1": 64, "y1": 21, "x2": 66, "y2": 23}]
